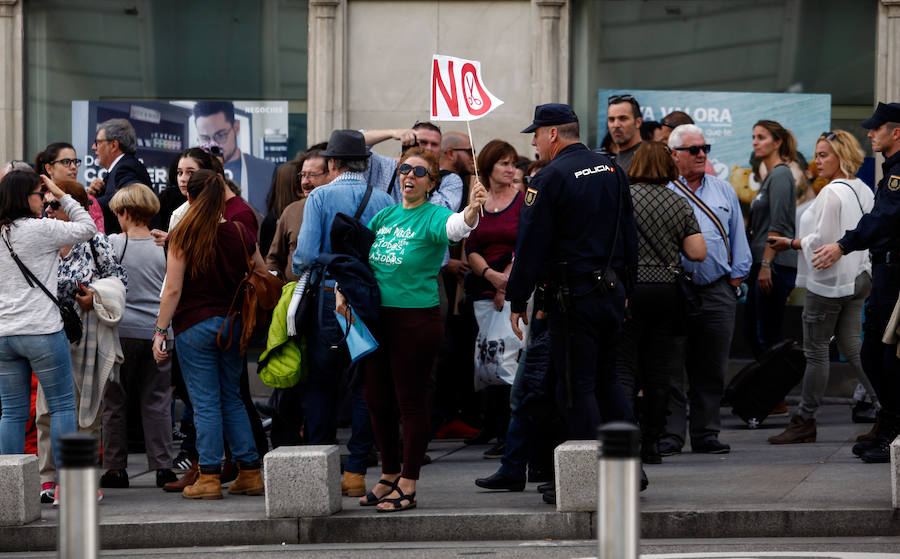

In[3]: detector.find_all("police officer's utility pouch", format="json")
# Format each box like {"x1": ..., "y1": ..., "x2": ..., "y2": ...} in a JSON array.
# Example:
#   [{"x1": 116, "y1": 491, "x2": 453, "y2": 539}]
[{"x1": 593, "y1": 268, "x2": 619, "y2": 296}]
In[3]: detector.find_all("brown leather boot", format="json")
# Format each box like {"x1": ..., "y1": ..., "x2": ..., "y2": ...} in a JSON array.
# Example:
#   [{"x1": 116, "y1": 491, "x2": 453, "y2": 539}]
[
  {"x1": 183, "y1": 473, "x2": 222, "y2": 500},
  {"x1": 856, "y1": 412, "x2": 880, "y2": 442},
  {"x1": 227, "y1": 468, "x2": 264, "y2": 496},
  {"x1": 163, "y1": 461, "x2": 199, "y2": 493},
  {"x1": 341, "y1": 472, "x2": 366, "y2": 497},
  {"x1": 767, "y1": 414, "x2": 816, "y2": 444}
]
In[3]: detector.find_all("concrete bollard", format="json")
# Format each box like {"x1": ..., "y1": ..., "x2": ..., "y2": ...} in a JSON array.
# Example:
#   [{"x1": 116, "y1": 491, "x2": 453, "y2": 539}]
[
  {"x1": 264, "y1": 445, "x2": 341, "y2": 518},
  {"x1": 0, "y1": 455, "x2": 40, "y2": 526},
  {"x1": 891, "y1": 435, "x2": 900, "y2": 509}
]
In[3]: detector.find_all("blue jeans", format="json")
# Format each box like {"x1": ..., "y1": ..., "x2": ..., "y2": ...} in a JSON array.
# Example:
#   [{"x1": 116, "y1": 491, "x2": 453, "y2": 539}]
[
  {"x1": 176, "y1": 316, "x2": 258, "y2": 468},
  {"x1": 0, "y1": 330, "x2": 77, "y2": 469},
  {"x1": 345, "y1": 376, "x2": 374, "y2": 475}
]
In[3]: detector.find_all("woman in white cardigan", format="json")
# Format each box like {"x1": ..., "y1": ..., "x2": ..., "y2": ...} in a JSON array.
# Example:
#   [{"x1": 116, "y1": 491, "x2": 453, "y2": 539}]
[
  {"x1": 0, "y1": 171, "x2": 96, "y2": 465},
  {"x1": 767, "y1": 130, "x2": 873, "y2": 444}
]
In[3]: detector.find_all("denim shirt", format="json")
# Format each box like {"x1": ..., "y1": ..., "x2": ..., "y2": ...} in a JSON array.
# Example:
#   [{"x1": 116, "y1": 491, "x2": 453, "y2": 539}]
[
  {"x1": 364, "y1": 150, "x2": 464, "y2": 211},
  {"x1": 291, "y1": 172, "x2": 395, "y2": 275},
  {"x1": 668, "y1": 174, "x2": 752, "y2": 286}
]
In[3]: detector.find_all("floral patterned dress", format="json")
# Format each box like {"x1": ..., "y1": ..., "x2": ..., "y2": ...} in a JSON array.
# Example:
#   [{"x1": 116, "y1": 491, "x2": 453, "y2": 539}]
[{"x1": 56, "y1": 232, "x2": 127, "y2": 306}]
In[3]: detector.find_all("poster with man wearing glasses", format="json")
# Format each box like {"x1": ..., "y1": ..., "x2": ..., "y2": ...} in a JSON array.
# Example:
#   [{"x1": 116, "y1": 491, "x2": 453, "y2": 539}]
[{"x1": 72, "y1": 100, "x2": 288, "y2": 213}]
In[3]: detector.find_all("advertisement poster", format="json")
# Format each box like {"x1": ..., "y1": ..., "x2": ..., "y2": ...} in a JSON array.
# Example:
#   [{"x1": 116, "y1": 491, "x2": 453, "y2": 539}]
[
  {"x1": 71, "y1": 100, "x2": 289, "y2": 212},
  {"x1": 597, "y1": 89, "x2": 831, "y2": 206}
]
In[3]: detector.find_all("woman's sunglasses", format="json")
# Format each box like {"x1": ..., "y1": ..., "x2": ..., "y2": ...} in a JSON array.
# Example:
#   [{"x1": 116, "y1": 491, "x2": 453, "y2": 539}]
[
  {"x1": 44, "y1": 200, "x2": 61, "y2": 211},
  {"x1": 398, "y1": 164, "x2": 432, "y2": 179}
]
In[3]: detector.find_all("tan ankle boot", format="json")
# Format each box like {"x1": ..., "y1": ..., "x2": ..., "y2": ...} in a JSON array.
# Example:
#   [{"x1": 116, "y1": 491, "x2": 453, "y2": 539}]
[
  {"x1": 227, "y1": 469, "x2": 264, "y2": 495},
  {"x1": 163, "y1": 461, "x2": 199, "y2": 493},
  {"x1": 183, "y1": 473, "x2": 222, "y2": 499},
  {"x1": 767, "y1": 414, "x2": 816, "y2": 444},
  {"x1": 341, "y1": 472, "x2": 366, "y2": 497}
]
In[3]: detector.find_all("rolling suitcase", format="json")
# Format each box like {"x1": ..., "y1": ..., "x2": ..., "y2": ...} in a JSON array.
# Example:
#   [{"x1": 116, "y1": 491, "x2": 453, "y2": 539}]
[{"x1": 725, "y1": 339, "x2": 806, "y2": 428}]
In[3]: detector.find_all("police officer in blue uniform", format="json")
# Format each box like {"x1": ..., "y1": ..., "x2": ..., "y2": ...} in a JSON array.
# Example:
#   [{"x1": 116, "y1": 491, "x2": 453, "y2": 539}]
[
  {"x1": 813, "y1": 102, "x2": 900, "y2": 463},
  {"x1": 507, "y1": 103, "x2": 639, "y2": 444}
]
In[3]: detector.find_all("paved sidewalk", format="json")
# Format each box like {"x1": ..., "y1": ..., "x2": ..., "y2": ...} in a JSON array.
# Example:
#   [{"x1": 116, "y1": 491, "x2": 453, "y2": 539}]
[{"x1": 1, "y1": 403, "x2": 896, "y2": 552}]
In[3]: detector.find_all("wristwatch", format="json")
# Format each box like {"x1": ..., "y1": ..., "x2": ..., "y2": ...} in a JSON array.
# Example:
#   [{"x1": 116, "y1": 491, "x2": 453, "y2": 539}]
[{"x1": 760, "y1": 259, "x2": 772, "y2": 268}]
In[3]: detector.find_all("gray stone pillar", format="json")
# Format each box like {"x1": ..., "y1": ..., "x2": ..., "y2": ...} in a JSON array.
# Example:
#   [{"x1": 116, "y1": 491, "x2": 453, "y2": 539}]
[
  {"x1": 0, "y1": 0, "x2": 23, "y2": 163},
  {"x1": 532, "y1": 0, "x2": 569, "y2": 106},
  {"x1": 308, "y1": 0, "x2": 347, "y2": 145},
  {"x1": 877, "y1": 0, "x2": 900, "y2": 104}
]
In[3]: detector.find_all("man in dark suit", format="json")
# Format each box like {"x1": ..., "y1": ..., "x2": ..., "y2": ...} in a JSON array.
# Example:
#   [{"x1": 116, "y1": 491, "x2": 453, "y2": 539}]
[
  {"x1": 88, "y1": 118, "x2": 153, "y2": 234},
  {"x1": 192, "y1": 101, "x2": 276, "y2": 213}
]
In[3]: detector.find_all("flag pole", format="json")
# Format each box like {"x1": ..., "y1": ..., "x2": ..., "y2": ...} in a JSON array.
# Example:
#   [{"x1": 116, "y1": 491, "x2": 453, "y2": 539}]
[{"x1": 466, "y1": 119, "x2": 483, "y2": 216}]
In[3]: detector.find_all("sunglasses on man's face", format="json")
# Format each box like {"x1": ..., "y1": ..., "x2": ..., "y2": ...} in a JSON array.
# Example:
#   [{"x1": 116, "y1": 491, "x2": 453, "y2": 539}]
[
  {"x1": 674, "y1": 144, "x2": 712, "y2": 156},
  {"x1": 398, "y1": 164, "x2": 432, "y2": 179}
]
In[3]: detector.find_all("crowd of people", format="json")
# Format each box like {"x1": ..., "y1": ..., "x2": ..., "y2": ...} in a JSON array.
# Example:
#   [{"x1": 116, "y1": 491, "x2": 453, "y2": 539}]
[{"x1": 1, "y1": 95, "x2": 899, "y2": 511}]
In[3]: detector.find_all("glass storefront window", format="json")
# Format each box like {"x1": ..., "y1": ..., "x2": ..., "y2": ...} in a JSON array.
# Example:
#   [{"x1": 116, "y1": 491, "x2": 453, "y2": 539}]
[{"x1": 25, "y1": 0, "x2": 308, "y2": 161}]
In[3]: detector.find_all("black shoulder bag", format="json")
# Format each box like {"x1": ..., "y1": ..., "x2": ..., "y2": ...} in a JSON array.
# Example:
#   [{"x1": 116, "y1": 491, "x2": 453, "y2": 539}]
[
  {"x1": 1, "y1": 225, "x2": 83, "y2": 344},
  {"x1": 636, "y1": 224, "x2": 702, "y2": 320}
]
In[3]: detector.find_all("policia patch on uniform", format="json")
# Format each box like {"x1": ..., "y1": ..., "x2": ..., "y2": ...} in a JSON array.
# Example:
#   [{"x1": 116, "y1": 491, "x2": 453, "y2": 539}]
[
  {"x1": 890, "y1": 175, "x2": 900, "y2": 191},
  {"x1": 525, "y1": 187, "x2": 538, "y2": 206}
]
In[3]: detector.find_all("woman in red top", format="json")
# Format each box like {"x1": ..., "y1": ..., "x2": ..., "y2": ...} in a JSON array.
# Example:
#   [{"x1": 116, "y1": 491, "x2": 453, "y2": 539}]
[
  {"x1": 465, "y1": 140, "x2": 524, "y2": 458},
  {"x1": 152, "y1": 170, "x2": 264, "y2": 500}
]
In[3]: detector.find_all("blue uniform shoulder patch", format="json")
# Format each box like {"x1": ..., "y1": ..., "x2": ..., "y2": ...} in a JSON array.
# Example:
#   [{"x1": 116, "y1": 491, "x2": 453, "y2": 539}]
[{"x1": 525, "y1": 187, "x2": 538, "y2": 206}]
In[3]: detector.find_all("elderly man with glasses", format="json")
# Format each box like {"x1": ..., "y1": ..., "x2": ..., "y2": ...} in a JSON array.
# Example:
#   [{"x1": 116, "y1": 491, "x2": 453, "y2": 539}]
[{"x1": 659, "y1": 124, "x2": 752, "y2": 457}]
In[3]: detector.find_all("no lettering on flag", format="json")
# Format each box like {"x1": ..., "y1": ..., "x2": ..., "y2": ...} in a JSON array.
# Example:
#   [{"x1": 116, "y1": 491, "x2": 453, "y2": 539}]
[{"x1": 431, "y1": 54, "x2": 503, "y2": 121}]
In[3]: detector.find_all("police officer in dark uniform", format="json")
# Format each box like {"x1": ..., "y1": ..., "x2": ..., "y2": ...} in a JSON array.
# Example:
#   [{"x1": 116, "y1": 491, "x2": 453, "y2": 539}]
[
  {"x1": 507, "y1": 103, "x2": 639, "y2": 444},
  {"x1": 812, "y1": 101, "x2": 900, "y2": 463}
]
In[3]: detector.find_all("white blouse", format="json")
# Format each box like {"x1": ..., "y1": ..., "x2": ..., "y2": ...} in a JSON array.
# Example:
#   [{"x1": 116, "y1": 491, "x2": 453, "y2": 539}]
[{"x1": 797, "y1": 178, "x2": 873, "y2": 298}]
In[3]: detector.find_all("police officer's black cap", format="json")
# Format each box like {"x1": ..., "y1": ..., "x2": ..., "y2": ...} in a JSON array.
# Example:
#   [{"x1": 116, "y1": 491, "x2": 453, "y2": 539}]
[
  {"x1": 860, "y1": 102, "x2": 900, "y2": 129},
  {"x1": 319, "y1": 129, "x2": 370, "y2": 159},
  {"x1": 521, "y1": 103, "x2": 578, "y2": 133}
]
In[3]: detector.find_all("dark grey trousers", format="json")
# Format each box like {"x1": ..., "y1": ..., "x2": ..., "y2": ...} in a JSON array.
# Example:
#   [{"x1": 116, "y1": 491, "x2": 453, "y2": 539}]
[
  {"x1": 664, "y1": 278, "x2": 737, "y2": 446},
  {"x1": 101, "y1": 338, "x2": 173, "y2": 471}
]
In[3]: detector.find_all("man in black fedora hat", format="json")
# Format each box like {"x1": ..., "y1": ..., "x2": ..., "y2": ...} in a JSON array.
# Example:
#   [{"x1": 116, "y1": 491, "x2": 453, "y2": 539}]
[
  {"x1": 812, "y1": 102, "x2": 900, "y2": 463},
  {"x1": 290, "y1": 129, "x2": 394, "y2": 484}
]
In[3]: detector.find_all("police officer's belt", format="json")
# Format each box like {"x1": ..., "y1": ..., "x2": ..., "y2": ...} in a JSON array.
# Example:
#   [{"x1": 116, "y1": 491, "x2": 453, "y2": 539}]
[{"x1": 872, "y1": 250, "x2": 900, "y2": 265}]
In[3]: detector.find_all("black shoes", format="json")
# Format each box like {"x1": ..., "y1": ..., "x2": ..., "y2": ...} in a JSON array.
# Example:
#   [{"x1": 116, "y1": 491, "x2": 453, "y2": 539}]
[
  {"x1": 483, "y1": 442, "x2": 505, "y2": 459},
  {"x1": 691, "y1": 437, "x2": 731, "y2": 454},
  {"x1": 858, "y1": 437, "x2": 892, "y2": 463},
  {"x1": 527, "y1": 467, "x2": 552, "y2": 483},
  {"x1": 542, "y1": 488, "x2": 556, "y2": 504},
  {"x1": 155, "y1": 468, "x2": 178, "y2": 488},
  {"x1": 537, "y1": 481, "x2": 554, "y2": 494},
  {"x1": 99, "y1": 468, "x2": 129, "y2": 488},
  {"x1": 657, "y1": 437, "x2": 683, "y2": 457},
  {"x1": 475, "y1": 471, "x2": 526, "y2": 492}
]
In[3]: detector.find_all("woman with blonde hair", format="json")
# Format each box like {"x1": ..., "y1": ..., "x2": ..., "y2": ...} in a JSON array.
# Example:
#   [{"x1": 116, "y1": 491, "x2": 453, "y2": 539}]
[
  {"x1": 767, "y1": 130, "x2": 874, "y2": 444},
  {"x1": 152, "y1": 169, "x2": 264, "y2": 500}
]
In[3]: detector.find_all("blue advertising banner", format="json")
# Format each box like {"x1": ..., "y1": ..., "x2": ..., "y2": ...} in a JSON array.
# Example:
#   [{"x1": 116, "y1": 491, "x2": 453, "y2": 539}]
[{"x1": 598, "y1": 89, "x2": 831, "y2": 206}]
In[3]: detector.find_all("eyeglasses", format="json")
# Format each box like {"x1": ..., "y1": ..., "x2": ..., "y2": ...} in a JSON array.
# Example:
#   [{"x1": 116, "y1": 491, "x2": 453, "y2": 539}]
[
  {"x1": 452, "y1": 148, "x2": 474, "y2": 157},
  {"x1": 93, "y1": 138, "x2": 114, "y2": 146},
  {"x1": 608, "y1": 94, "x2": 636, "y2": 105},
  {"x1": 50, "y1": 158, "x2": 81, "y2": 167},
  {"x1": 29, "y1": 190, "x2": 44, "y2": 199},
  {"x1": 674, "y1": 144, "x2": 711, "y2": 155},
  {"x1": 398, "y1": 163, "x2": 432, "y2": 179},
  {"x1": 298, "y1": 171, "x2": 327, "y2": 180},
  {"x1": 821, "y1": 131, "x2": 842, "y2": 143},
  {"x1": 198, "y1": 127, "x2": 233, "y2": 144},
  {"x1": 44, "y1": 200, "x2": 61, "y2": 210}
]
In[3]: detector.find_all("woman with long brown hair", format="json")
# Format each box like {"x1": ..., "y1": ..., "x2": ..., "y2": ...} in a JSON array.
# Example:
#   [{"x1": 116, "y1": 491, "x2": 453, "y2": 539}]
[{"x1": 152, "y1": 169, "x2": 264, "y2": 500}]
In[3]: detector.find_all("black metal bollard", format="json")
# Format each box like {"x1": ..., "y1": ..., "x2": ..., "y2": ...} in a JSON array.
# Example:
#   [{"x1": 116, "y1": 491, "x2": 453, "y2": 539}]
[
  {"x1": 57, "y1": 434, "x2": 99, "y2": 559},
  {"x1": 597, "y1": 421, "x2": 640, "y2": 559}
]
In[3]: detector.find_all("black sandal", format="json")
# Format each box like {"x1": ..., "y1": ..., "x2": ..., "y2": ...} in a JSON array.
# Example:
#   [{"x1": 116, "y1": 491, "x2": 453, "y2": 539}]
[
  {"x1": 376, "y1": 486, "x2": 416, "y2": 512},
  {"x1": 359, "y1": 477, "x2": 398, "y2": 507}
]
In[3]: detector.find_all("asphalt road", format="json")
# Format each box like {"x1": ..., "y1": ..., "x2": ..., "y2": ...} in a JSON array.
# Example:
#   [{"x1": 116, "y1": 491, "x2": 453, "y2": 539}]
[{"x1": 5, "y1": 538, "x2": 900, "y2": 558}]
